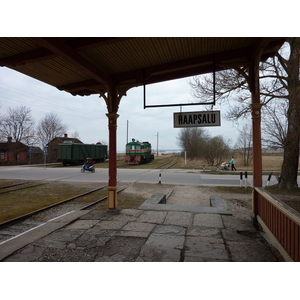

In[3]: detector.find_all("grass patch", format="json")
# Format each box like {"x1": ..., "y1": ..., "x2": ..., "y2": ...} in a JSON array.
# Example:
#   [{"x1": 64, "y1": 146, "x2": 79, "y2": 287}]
[
  {"x1": 0, "y1": 181, "x2": 98, "y2": 223},
  {"x1": 0, "y1": 179, "x2": 29, "y2": 188},
  {"x1": 265, "y1": 186, "x2": 300, "y2": 196},
  {"x1": 93, "y1": 192, "x2": 146, "y2": 211},
  {"x1": 212, "y1": 186, "x2": 253, "y2": 194}
]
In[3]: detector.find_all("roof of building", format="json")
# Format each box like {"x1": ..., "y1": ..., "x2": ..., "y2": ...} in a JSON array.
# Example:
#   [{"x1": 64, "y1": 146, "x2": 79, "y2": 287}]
[{"x1": 0, "y1": 37, "x2": 286, "y2": 97}]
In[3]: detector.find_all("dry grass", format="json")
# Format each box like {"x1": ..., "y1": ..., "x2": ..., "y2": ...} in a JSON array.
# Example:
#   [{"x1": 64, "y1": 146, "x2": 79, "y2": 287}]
[
  {"x1": 0, "y1": 181, "x2": 105, "y2": 223},
  {"x1": 177, "y1": 151, "x2": 294, "y2": 172}
]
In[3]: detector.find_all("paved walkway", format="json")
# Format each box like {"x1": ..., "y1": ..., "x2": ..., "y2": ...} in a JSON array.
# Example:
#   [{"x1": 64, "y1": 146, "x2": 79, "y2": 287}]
[{"x1": 0, "y1": 193, "x2": 283, "y2": 262}]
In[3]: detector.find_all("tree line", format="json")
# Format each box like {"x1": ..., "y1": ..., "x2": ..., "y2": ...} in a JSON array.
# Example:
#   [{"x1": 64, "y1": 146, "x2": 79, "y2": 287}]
[
  {"x1": 0, "y1": 106, "x2": 70, "y2": 148},
  {"x1": 176, "y1": 126, "x2": 253, "y2": 168}
]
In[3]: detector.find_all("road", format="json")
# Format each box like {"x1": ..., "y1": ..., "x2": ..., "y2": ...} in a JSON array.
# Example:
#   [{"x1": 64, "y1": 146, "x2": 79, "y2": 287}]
[{"x1": 0, "y1": 165, "x2": 280, "y2": 187}]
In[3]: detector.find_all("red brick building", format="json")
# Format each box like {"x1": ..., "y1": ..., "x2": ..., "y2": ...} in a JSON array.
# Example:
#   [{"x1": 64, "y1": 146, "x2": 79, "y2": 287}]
[{"x1": 0, "y1": 137, "x2": 29, "y2": 165}]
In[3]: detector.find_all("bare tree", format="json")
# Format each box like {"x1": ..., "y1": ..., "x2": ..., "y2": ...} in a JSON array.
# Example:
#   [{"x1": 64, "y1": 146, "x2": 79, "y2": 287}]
[
  {"x1": 262, "y1": 100, "x2": 288, "y2": 149},
  {"x1": 177, "y1": 127, "x2": 208, "y2": 160},
  {"x1": 1, "y1": 106, "x2": 35, "y2": 145},
  {"x1": 70, "y1": 130, "x2": 81, "y2": 140},
  {"x1": 177, "y1": 128, "x2": 230, "y2": 165},
  {"x1": 202, "y1": 135, "x2": 230, "y2": 166},
  {"x1": 235, "y1": 125, "x2": 253, "y2": 167},
  {"x1": 36, "y1": 112, "x2": 68, "y2": 147}
]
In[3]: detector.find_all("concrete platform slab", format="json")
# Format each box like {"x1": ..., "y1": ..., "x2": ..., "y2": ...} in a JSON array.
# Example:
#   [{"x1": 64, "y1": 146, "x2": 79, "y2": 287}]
[
  {"x1": 94, "y1": 220, "x2": 127, "y2": 230},
  {"x1": 137, "y1": 211, "x2": 167, "y2": 224},
  {"x1": 153, "y1": 225, "x2": 186, "y2": 236},
  {"x1": 137, "y1": 244, "x2": 182, "y2": 262},
  {"x1": 186, "y1": 225, "x2": 222, "y2": 238},
  {"x1": 184, "y1": 236, "x2": 229, "y2": 260},
  {"x1": 94, "y1": 236, "x2": 146, "y2": 262},
  {"x1": 164, "y1": 211, "x2": 193, "y2": 227},
  {"x1": 122, "y1": 221, "x2": 156, "y2": 233},
  {"x1": 146, "y1": 233, "x2": 185, "y2": 249},
  {"x1": 193, "y1": 213, "x2": 224, "y2": 228}
]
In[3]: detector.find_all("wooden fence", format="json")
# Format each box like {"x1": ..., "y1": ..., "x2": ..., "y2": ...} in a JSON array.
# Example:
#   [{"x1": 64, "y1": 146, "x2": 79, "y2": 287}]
[{"x1": 255, "y1": 187, "x2": 300, "y2": 262}]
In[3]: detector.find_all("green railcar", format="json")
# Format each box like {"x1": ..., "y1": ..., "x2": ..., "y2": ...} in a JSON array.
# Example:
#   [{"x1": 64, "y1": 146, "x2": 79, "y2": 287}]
[
  {"x1": 57, "y1": 143, "x2": 108, "y2": 166},
  {"x1": 125, "y1": 139, "x2": 154, "y2": 165}
]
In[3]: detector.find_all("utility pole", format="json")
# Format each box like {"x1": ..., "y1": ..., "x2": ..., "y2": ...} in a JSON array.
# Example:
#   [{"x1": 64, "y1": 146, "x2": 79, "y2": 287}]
[
  {"x1": 156, "y1": 132, "x2": 159, "y2": 157},
  {"x1": 126, "y1": 120, "x2": 128, "y2": 144}
]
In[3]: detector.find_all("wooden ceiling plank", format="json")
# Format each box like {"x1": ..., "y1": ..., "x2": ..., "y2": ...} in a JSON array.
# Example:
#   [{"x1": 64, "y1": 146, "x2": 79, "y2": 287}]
[
  {"x1": 31, "y1": 37, "x2": 115, "y2": 86},
  {"x1": 68, "y1": 37, "x2": 133, "y2": 51},
  {"x1": 114, "y1": 46, "x2": 253, "y2": 84},
  {"x1": 0, "y1": 47, "x2": 53, "y2": 67},
  {"x1": 0, "y1": 37, "x2": 132, "y2": 68}
]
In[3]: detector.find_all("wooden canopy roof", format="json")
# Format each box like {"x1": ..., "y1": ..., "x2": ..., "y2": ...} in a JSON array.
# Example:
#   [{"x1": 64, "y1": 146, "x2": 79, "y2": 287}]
[{"x1": 0, "y1": 37, "x2": 285, "y2": 97}]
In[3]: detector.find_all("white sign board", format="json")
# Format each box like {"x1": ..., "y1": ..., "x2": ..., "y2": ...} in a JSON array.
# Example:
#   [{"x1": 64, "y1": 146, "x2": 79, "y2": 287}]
[{"x1": 173, "y1": 111, "x2": 221, "y2": 128}]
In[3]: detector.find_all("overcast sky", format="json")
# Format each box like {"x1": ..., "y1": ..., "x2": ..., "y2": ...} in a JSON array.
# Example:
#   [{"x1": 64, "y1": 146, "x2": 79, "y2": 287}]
[{"x1": 0, "y1": 66, "x2": 242, "y2": 152}]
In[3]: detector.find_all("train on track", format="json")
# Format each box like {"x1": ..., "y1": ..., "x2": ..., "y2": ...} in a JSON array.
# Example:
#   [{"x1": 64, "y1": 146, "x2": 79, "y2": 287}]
[
  {"x1": 57, "y1": 143, "x2": 108, "y2": 166},
  {"x1": 125, "y1": 139, "x2": 154, "y2": 165}
]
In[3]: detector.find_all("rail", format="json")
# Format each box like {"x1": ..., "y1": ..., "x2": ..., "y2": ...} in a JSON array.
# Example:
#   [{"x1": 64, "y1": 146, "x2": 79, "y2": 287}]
[{"x1": 254, "y1": 187, "x2": 300, "y2": 262}]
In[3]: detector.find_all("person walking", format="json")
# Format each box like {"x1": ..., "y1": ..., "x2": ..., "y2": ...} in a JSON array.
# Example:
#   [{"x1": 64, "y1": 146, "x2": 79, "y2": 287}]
[{"x1": 230, "y1": 156, "x2": 237, "y2": 171}]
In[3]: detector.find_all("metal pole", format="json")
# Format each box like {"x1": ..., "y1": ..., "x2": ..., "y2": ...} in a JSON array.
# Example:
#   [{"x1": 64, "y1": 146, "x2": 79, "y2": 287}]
[
  {"x1": 184, "y1": 151, "x2": 186, "y2": 166},
  {"x1": 156, "y1": 132, "x2": 159, "y2": 157},
  {"x1": 126, "y1": 120, "x2": 128, "y2": 144}
]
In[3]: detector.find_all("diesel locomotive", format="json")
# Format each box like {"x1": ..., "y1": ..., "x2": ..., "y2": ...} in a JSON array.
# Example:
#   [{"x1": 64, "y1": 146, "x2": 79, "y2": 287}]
[{"x1": 125, "y1": 139, "x2": 154, "y2": 165}]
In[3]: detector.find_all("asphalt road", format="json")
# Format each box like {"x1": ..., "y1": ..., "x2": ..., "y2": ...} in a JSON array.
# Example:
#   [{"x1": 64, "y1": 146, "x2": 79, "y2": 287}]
[{"x1": 0, "y1": 165, "x2": 280, "y2": 187}]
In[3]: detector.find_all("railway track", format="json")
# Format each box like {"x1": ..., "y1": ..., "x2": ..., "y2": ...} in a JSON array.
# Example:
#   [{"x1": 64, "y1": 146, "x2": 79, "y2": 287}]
[
  {"x1": 118, "y1": 156, "x2": 179, "y2": 170},
  {"x1": 155, "y1": 156, "x2": 179, "y2": 169},
  {"x1": 0, "y1": 185, "x2": 127, "y2": 244},
  {"x1": 0, "y1": 182, "x2": 46, "y2": 195}
]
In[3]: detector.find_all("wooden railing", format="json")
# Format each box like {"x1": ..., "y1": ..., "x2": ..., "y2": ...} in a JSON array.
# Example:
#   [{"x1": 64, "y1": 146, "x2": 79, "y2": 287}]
[{"x1": 254, "y1": 187, "x2": 300, "y2": 262}]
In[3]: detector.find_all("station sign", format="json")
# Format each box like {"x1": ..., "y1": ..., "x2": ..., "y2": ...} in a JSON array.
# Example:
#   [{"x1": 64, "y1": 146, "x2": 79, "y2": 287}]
[
  {"x1": 44, "y1": 146, "x2": 48, "y2": 154},
  {"x1": 173, "y1": 111, "x2": 221, "y2": 128}
]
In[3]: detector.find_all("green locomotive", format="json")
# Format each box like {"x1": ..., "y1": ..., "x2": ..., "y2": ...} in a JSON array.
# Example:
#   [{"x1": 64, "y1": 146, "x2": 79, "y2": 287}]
[{"x1": 125, "y1": 139, "x2": 154, "y2": 165}]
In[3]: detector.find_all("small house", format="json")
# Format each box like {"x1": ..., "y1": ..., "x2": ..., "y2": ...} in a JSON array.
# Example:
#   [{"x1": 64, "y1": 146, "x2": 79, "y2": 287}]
[{"x1": 0, "y1": 137, "x2": 29, "y2": 165}]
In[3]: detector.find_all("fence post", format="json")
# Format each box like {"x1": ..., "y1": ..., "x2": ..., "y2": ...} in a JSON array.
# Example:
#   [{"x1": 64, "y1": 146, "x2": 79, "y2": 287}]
[
  {"x1": 158, "y1": 173, "x2": 161, "y2": 184},
  {"x1": 240, "y1": 172, "x2": 243, "y2": 187},
  {"x1": 245, "y1": 171, "x2": 248, "y2": 188}
]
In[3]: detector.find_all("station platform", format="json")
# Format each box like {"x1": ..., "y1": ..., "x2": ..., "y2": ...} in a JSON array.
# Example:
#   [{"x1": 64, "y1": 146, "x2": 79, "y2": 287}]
[{"x1": 0, "y1": 194, "x2": 283, "y2": 262}]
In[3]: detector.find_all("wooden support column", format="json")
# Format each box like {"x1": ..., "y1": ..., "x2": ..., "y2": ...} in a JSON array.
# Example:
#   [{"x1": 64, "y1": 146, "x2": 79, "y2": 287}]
[
  {"x1": 101, "y1": 85, "x2": 128, "y2": 213},
  {"x1": 249, "y1": 57, "x2": 263, "y2": 221},
  {"x1": 107, "y1": 112, "x2": 119, "y2": 211}
]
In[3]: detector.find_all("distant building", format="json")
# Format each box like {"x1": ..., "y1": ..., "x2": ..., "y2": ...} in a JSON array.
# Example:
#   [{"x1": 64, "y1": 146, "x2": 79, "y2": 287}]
[
  {"x1": 47, "y1": 134, "x2": 83, "y2": 162},
  {"x1": 28, "y1": 146, "x2": 44, "y2": 164},
  {"x1": 0, "y1": 137, "x2": 28, "y2": 165}
]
